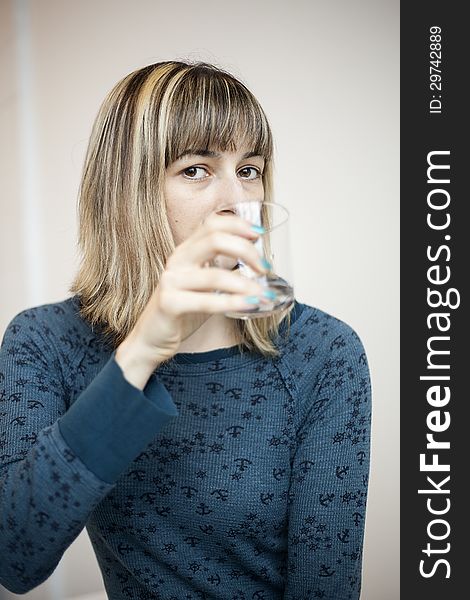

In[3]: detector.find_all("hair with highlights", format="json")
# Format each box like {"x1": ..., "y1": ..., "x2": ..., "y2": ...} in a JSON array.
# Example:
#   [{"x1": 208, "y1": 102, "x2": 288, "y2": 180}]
[{"x1": 69, "y1": 60, "x2": 293, "y2": 359}]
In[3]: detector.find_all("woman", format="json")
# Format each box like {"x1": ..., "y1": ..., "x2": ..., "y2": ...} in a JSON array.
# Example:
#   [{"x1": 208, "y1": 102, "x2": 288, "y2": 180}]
[{"x1": 0, "y1": 61, "x2": 372, "y2": 599}]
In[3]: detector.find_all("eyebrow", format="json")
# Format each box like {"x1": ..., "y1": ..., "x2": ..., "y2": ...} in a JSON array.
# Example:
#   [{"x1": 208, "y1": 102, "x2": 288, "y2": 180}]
[{"x1": 175, "y1": 149, "x2": 264, "y2": 161}]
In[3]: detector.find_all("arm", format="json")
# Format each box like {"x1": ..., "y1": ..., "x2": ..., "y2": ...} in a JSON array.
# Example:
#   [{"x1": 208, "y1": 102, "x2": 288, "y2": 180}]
[
  {"x1": 284, "y1": 326, "x2": 372, "y2": 600},
  {"x1": 0, "y1": 309, "x2": 178, "y2": 594}
]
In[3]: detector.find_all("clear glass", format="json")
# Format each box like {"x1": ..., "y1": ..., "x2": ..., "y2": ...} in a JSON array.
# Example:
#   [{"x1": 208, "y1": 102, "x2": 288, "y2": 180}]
[{"x1": 211, "y1": 199, "x2": 295, "y2": 319}]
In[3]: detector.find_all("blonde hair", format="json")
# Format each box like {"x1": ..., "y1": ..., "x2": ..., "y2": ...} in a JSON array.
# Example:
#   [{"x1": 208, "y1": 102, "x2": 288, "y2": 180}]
[{"x1": 69, "y1": 60, "x2": 293, "y2": 359}]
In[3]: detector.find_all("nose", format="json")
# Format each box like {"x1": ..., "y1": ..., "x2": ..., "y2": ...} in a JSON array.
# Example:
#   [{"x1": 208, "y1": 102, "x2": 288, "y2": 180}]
[
  {"x1": 214, "y1": 173, "x2": 260, "y2": 213},
  {"x1": 215, "y1": 177, "x2": 245, "y2": 211}
]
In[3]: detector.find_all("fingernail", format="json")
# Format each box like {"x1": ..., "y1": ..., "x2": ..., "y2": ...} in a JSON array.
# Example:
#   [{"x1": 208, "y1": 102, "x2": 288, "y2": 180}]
[
  {"x1": 260, "y1": 258, "x2": 272, "y2": 270},
  {"x1": 251, "y1": 225, "x2": 265, "y2": 234},
  {"x1": 244, "y1": 296, "x2": 260, "y2": 304},
  {"x1": 262, "y1": 289, "x2": 276, "y2": 300}
]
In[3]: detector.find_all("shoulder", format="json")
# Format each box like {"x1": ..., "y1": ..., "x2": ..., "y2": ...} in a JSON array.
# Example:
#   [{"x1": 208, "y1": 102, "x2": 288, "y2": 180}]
[
  {"x1": 277, "y1": 300, "x2": 371, "y2": 416},
  {"x1": 281, "y1": 300, "x2": 369, "y2": 371},
  {"x1": 1, "y1": 295, "x2": 93, "y2": 367},
  {"x1": 2, "y1": 295, "x2": 82, "y2": 341}
]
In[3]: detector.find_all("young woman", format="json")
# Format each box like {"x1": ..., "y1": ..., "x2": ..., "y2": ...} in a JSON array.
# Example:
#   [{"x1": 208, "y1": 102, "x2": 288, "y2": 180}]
[{"x1": 0, "y1": 61, "x2": 372, "y2": 600}]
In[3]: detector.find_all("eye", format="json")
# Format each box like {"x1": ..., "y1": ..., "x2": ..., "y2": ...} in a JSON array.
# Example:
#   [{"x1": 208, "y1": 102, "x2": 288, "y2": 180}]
[
  {"x1": 238, "y1": 166, "x2": 262, "y2": 180},
  {"x1": 182, "y1": 166, "x2": 209, "y2": 180}
]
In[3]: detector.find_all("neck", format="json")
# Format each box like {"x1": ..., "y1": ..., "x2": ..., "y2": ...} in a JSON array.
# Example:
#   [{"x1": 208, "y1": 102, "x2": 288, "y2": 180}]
[{"x1": 177, "y1": 314, "x2": 241, "y2": 353}]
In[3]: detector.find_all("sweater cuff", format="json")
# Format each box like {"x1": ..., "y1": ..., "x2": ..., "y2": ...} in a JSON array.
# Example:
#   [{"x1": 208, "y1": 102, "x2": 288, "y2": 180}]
[{"x1": 58, "y1": 350, "x2": 178, "y2": 484}]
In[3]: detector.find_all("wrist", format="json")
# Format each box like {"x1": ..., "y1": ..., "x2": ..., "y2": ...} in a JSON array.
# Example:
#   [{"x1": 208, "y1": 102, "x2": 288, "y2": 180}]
[{"x1": 114, "y1": 336, "x2": 162, "y2": 391}]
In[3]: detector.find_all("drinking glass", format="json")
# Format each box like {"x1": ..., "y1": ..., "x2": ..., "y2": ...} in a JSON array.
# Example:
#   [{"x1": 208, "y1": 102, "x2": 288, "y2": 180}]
[{"x1": 209, "y1": 199, "x2": 294, "y2": 319}]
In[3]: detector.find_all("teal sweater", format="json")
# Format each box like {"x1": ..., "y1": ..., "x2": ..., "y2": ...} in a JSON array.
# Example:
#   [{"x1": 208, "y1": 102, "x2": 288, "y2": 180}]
[{"x1": 0, "y1": 296, "x2": 371, "y2": 599}]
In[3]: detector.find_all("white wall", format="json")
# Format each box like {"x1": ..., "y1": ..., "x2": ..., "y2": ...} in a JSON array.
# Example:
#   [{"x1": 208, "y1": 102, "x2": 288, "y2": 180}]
[{"x1": 0, "y1": 0, "x2": 399, "y2": 598}]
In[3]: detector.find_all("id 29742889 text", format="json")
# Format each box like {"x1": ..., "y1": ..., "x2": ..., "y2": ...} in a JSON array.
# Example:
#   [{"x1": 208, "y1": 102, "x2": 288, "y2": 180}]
[{"x1": 429, "y1": 26, "x2": 442, "y2": 114}]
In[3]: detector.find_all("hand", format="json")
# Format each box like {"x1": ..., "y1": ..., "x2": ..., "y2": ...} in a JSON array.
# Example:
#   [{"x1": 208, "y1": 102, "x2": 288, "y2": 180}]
[{"x1": 121, "y1": 211, "x2": 269, "y2": 366}]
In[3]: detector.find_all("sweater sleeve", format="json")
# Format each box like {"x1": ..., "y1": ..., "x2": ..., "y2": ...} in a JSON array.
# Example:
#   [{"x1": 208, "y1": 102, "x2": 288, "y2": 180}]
[
  {"x1": 284, "y1": 326, "x2": 372, "y2": 600},
  {"x1": 0, "y1": 309, "x2": 179, "y2": 594}
]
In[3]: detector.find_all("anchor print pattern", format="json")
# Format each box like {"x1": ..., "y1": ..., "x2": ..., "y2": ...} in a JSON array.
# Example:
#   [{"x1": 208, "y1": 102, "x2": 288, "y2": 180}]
[{"x1": 0, "y1": 296, "x2": 371, "y2": 599}]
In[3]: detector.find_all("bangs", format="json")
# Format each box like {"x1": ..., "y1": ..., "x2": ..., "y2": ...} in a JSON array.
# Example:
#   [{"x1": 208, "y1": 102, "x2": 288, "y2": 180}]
[{"x1": 163, "y1": 67, "x2": 273, "y2": 166}]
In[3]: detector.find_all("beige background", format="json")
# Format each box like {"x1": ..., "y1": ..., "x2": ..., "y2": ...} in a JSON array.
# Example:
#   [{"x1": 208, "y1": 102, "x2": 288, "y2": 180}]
[{"x1": 0, "y1": 0, "x2": 399, "y2": 598}]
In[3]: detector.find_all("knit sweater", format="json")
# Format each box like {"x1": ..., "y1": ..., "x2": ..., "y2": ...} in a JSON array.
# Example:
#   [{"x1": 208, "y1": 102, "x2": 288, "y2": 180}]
[{"x1": 0, "y1": 295, "x2": 372, "y2": 600}]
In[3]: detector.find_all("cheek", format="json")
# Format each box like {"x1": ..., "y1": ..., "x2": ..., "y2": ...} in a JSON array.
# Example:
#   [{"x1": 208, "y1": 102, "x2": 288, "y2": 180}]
[
  {"x1": 164, "y1": 178, "x2": 215, "y2": 245},
  {"x1": 168, "y1": 211, "x2": 188, "y2": 246},
  {"x1": 164, "y1": 180, "x2": 191, "y2": 244},
  {"x1": 167, "y1": 203, "x2": 206, "y2": 246}
]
